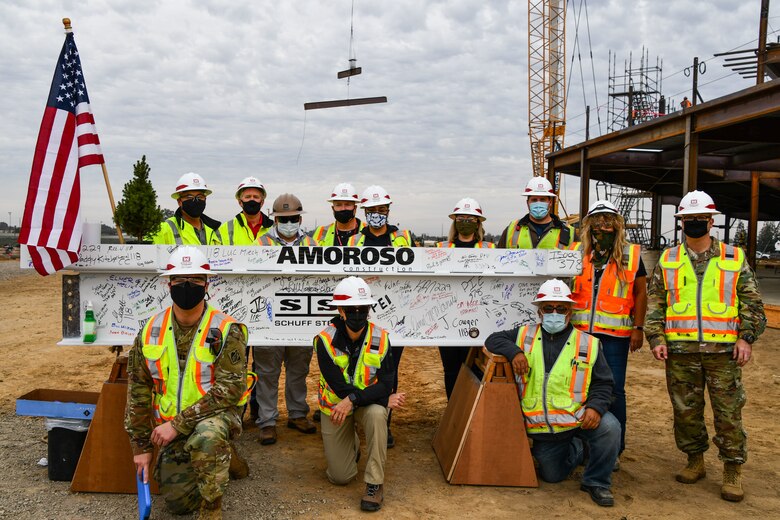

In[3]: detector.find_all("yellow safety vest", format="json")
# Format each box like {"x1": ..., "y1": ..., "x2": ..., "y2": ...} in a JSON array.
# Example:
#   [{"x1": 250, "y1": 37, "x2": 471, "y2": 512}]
[
  {"x1": 347, "y1": 229, "x2": 412, "y2": 247},
  {"x1": 514, "y1": 325, "x2": 599, "y2": 434},
  {"x1": 505, "y1": 219, "x2": 572, "y2": 249},
  {"x1": 657, "y1": 242, "x2": 743, "y2": 343},
  {"x1": 436, "y1": 241, "x2": 496, "y2": 248},
  {"x1": 257, "y1": 234, "x2": 316, "y2": 246},
  {"x1": 216, "y1": 213, "x2": 270, "y2": 245},
  {"x1": 312, "y1": 222, "x2": 366, "y2": 246},
  {"x1": 151, "y1": 216, "x2": 220, "y2": 246},
  {"x1": 316, "y1": 322, "x2": 390, "y2": 416},
  {"x1": 571, "y1": 244, "x2": 641, "y2": 337},
  {"x1": 141, "y1": 305, "x2": 253, "y2": 424}
]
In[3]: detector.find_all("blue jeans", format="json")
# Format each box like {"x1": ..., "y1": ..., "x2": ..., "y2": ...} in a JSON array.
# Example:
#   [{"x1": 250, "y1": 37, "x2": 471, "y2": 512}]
[
  {"x1": 531, "y1": 412, "x2": 621, "y2": 489},
  {"x1": 596, "y1": 334, "x2": 629, "y2": 453}
]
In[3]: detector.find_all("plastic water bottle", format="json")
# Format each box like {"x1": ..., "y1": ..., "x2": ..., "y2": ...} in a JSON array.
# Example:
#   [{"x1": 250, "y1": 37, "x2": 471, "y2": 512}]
[{"x1": 83, "y1": 301, "x2": 97, "y2": 344}]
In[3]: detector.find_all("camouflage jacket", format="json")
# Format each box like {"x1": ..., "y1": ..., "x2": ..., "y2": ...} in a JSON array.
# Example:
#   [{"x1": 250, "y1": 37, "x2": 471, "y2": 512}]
[
  {"x1": 124, "y1": 308, "x2": 248, "y2": 455},
  {"x1": 645, "y1": 237, "x2": 766, "y2": 354}
]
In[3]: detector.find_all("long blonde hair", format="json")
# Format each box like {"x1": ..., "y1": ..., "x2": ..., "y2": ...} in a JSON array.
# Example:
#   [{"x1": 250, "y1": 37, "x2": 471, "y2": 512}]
[
  {"x1": 447, "y1": 221, "x2": 485, "y2": 243},
  {"x1": 580, "y1": 212, "x2": 630, "y2": 280}
]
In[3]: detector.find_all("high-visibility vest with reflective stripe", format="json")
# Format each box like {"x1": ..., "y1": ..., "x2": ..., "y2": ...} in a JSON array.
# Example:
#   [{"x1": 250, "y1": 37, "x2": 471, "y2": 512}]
[
  {"x1": 505, "y1": 219, "x2": 571, "y2": 249},
  {"x1": 141, "y1": 305, "x2": 250, "y2": 424},
  {"x1": 316, "y1": 322, "x2": 390, "y2": 416},
  {"x1": 657, "y1": 242, "x2": 744, "y2": 343},
  {"x1": 313, "y1": 222, "x2": 366, "y2": 246},
  {"x1": 257, "y1": 234, "x2": 316, "y2": 246},
  {"x1": 152, "y1": 216, "x2": 220, "y2": 245},
  {"x1": 217, "y1": 214, "x2": 270, "y2": 245},
  {"x1": 347, "y1": 229, "x2": 412, "y2": 247},
  {"x1": 571, "y1": 244, "x2": 641, "y2": 337},
  {"x1": 514, "y1": 325, "x2": 599, "y2": 434},
  {"x1": 436, "y1": 241, "x2": 496, "y2": 248}
]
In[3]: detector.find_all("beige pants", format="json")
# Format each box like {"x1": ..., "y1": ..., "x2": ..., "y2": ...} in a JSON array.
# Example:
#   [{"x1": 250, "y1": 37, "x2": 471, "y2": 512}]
[{"x1": 320, "y1": 404, "x2": 388, "y2": 485}]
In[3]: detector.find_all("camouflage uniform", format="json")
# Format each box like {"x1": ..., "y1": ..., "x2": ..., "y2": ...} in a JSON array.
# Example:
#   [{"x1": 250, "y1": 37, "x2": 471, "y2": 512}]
[
  {"x1": 645, "y1": 238, "x2": 766, "y2": 464},
  {"x1": 125, "y1": 312, "x2": 247, "y2": 513}
]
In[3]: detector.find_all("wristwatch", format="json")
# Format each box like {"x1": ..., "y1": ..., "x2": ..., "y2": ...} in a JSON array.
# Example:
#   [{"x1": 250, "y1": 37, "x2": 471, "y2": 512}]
[
  {"x1": 348, "y1": 393, "x2": 358, "y2": 406},
  {"x1": 740, "y1": 333, "x2": 755, "y2": 345},
  {"x1": 633, "y1": 325, "x2": 644, "y2": 331}
]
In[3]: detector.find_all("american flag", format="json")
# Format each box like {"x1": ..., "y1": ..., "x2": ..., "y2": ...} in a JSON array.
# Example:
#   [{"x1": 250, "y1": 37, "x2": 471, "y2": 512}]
[{"x1": 19, "y1": 28, "x2": 104, "y2": 275}]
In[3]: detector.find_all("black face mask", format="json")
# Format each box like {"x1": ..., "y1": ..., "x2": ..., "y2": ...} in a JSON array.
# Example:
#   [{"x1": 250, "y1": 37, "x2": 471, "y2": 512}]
[
  {"x1": 242, "y1": 200, "x2": 262, "y2": 216},
  {"x1": 170, "y1": 282, "x2": 206, "y2": 310},
  {"x1": 343, "y1": 307, "x2": 370, "y2": 332},
  {"x1": 181, "y1": 198, "x2": 206, "y2": 218},
  {"x1": 333, "y1": 209, "x2": 355, "y2": 224},
  {"x1": 683, "y1": 220, "x2": 709, "y2": 239}
]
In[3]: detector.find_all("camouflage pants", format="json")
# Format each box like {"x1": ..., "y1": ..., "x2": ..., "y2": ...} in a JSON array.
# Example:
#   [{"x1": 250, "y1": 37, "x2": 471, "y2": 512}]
[
  {"x1": 154, "y1": 414, "x2": 233, "y2": 514},
  {"x1": 665, "y1": 352, "x2": 747, "y2": 464}
]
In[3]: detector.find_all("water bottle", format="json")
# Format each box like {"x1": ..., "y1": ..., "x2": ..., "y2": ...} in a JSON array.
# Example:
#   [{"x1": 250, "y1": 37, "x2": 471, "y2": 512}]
[{"x1": 83, "y1": 301, "x2": 97, "y2": 344}]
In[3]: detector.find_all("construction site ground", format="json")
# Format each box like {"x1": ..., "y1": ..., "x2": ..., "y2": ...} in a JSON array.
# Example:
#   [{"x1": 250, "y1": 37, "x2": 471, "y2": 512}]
[{"x1": 1, "y1": 260, "x2": 779, "y2": 519}]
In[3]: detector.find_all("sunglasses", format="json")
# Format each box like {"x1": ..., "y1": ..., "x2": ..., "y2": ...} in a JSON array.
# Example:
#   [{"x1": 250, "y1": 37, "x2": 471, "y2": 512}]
[
  {"x1": 455, "y1": 216, "x2": 478, "y2": 223},
  {"x1": 180, "y1": 194, "x2": 207, "y2": 202},
  {"x1": 541, "y1": 305, "x2": 569, "y2": 314},
  {"x1": 170, "y1": 276, "x2": 207, "y2": 286},
  {"x1": 277, "y1": 215, "x2": 301, "y2": 224},
  {"x1": 681, "y1": 216, "x2": 711, "y2": 222}
]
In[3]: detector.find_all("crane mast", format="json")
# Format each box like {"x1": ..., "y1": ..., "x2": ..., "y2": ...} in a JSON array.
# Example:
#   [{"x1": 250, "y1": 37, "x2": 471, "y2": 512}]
[{"x1": 528, "y1": 0, "x2": 566, "y2": 178}]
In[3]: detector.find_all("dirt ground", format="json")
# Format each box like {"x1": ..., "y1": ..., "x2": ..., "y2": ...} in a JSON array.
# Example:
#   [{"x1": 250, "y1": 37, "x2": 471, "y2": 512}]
[{"x1": 0, "y1": 261, "x2": 779, "y2": 519}]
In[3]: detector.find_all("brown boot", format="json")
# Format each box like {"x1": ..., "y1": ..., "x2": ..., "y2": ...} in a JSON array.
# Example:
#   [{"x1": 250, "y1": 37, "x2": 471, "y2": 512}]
[
  {"x1": 228, "y1": 442, "x2": 249, "y2": 480},
  {"x1": 197, "y1": 496, "x2": 222, "y2": 520},
  {"x1": 676, "y1": 452, "x2": 706, "y2": 484},
  {"x1": 258, "y1": 425, "x2": 277, "y2": 445},
  {"x1": 721, "y1": 462, "x2": 744, "y2": 502},
  {"x1": 360, "y1": 483, "x2": 384, "y2": 512}
]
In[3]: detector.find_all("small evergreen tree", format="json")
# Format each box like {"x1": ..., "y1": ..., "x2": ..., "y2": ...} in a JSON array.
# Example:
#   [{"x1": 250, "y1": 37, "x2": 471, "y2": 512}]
[
  {"x1": 757, "y1": 221, "x2": 778, "y2": 253},
  {"x1": 113, "y1": 156, "x2": 164, "y2": 243},
  {"x1": 733, "y1": 221, "x2": 747, "y2": 247}
]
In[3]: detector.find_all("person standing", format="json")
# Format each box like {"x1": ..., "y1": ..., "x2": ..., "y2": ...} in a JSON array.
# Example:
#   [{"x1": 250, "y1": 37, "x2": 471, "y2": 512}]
[
  {"x1": 151, "y1": 172, "x2": 221, "y2": 245},
  {"x1": 570, "y1": 200, "x2": 647, "y2": 469},
  {"x1": 217, "y1": 177, "x2": 273, "y2": 245},
  {"x1": 347, "y1": 185, "x2": 413, "y2": 448},
  {"x1": 312, "y1": 183, "x2": 365, "y2": 246},
  {"x1": 498, "y1": 177, "x2": 573, "y2": 249},
  {"x1": 437, "y1": 197, "x2": 495, "y2": 399},
  {"x1": 125, "y1": 247, "x2": 253, "y2": 519},
  {"x1": 315, "y1": 276, "x2": 405, "y2": 512},
  {"x1": 645, "y1": 190, "x2": 766, "y2": 502},
  {"x1": 255, "y1": 193, "x2": 317, "y2": 445},
  {"x1": 486, "y1": 279, "x2": 619, "y2": 507}
]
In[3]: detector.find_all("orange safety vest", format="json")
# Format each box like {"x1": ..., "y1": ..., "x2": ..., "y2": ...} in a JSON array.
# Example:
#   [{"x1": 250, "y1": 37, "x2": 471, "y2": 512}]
[{"x1": 571, "y1": 244, "x2": 641, "y2": 337}]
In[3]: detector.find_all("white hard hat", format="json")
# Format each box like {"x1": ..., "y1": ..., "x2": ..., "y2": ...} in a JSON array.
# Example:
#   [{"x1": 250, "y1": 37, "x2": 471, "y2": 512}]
[
  {"x1": 675, "y1": 190, "x2": 721, "y2": 217},
  {"x1": 172, "y1": 172, "x2": 212, "y2": 199},
  {"x1": 449, "y1": 197, "x2": 486, "y2": 221},
  {"x1": 328, "y1": 183, "x2": 360, "y2": 202},
  {"x1": 522, "y1": 177, "x2": 557, "y2": 198},
  {"x1": 328, "y1": 276, "x2": 377, "y2": 306},
  {"x1": 360, "y1": 185, "x2": 393, "y2": 208},
  {"x1": 159, "y1": 246, "x2": 212, "y2": 277},
  {"x1": 532, "y1": 279, "x2": 576, "y2": 305},
  {"x1": 587, "y1": 200, "x2": 620, "y2": 217},
  {"x1": 235, "y1": 176, "x2": 267, "y2": 199}
]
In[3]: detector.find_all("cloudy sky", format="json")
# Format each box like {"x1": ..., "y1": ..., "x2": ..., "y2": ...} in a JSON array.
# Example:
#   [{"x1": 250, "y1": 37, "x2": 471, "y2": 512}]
[{"x1": 1, "y1": 0, "x2": 777, "y2": 238}]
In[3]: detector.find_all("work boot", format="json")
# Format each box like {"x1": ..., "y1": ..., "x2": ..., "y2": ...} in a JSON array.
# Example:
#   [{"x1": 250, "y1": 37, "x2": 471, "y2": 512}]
[
  {"x1": 228, "y1": 442, "x2": 249, "y2": 480},
  {"x1": 360, "y1": 483, "x2": 384, "y2": 512},
  {"x1": 676, "y1": 452, "x2": 706, "y2": 484},
  {"x1": 197, "y1": 496, "x2": 222, "y2": 520},
  {"x1": 287, "y1": 416, "x2": 317, "y2": 434},
  {"x1": 258, "y1": 425, "x2": 277, "y2": 445},
  {"x1": 721, "y1": 462, "x2": 744, "y2": 502}
]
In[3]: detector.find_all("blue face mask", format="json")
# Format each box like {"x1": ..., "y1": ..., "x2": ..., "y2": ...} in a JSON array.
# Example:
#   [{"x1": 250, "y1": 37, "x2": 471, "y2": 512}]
[
  {"x1": 529, "y1": 201, "x2": 550, "y2": 219},
  {"x1": 541, "y1": 312, "x2": 567, "y2": 334}
]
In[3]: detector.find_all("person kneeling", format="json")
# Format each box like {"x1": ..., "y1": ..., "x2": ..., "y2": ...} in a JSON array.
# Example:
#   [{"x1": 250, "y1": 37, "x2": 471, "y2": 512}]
[
  {"x1": 485, "y1": 279, "x2": 620, "y2": 507},
  {"x1": 315, "y1": 276, "x2": 405, "y2": 512}
]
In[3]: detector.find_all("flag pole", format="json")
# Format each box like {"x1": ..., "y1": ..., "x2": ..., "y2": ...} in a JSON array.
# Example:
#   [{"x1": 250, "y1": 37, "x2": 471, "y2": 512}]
[{"x1": 62, "y1": 18, "x2": 124, "y2": 245}]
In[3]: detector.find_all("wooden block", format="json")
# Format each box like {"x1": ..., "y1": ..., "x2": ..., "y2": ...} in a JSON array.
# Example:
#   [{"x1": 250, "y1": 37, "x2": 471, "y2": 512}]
[{"x1": 432, "y1": 364, "x2": 481, "y2": 478}]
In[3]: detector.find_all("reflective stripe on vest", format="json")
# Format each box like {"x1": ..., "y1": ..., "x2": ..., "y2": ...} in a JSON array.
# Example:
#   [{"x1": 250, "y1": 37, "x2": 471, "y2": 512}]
[
  {"x1": 166, "y1": 220, "x2": 183, "y2": 245},
  {"x1": 316, "y1": 322, "x2": 389, "y2": 416},
  {"x1": 513, "y1": 325, "x2": 598, "y2": 434},
  {"x1": 506, "y1": 219, "x2": 566, "y2": 249},
  {"x1": 436, "y1": 241, "x2": 496, "y2": 248},
  {"x1": 141, "y1": 305, "x2": 246, "y2": 424},
  {"x1": 347, "y1": 229, "x2": 411, "y2": 247},
  {"x1": 657, "y1": 242, "x2": 743, "y2": 343},
  {"x1": 571, "y1": 243, "x2": 641, "y2": 337},
  {"x1": 314, "y1": 222, "x2": 366, "y2": 246}
]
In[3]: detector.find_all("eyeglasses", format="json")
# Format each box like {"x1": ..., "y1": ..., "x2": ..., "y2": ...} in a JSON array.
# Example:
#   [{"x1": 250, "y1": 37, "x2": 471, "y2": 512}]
[
  {"x1": 170, "y1": 276, "x2": 207, "y2": 286},
  {"x1": 681, "y1": 216, "x2": 711, "y2": 222},
  {"x1": 180, "y1": 194, "x2": 207, "y2": 202},
  {"x1": 367, "y1": 206, "x2": 390, "y2": 215},
  {"x1": 590, "y1": 225, "x2": 615, "y2": 232},
  {"x1": 277, "y1": 215, "x2": 301, "y2": 224},
  {"x1": 541, "y1": 304, "x2": 569, "y2": 314},
  {"x1": 455, "y1": 216, "x2": 478, "y2": 223}
]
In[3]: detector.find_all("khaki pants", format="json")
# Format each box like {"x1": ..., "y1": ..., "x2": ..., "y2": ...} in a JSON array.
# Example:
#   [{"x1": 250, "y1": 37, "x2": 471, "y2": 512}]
[{"x1": 321, "y1": 404, "x2": 388, "y2": 485}]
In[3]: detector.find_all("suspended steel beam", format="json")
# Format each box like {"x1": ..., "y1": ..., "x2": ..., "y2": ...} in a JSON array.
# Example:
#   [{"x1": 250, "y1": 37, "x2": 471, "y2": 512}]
[
  {"x1": 304, "y1": 96, "x2": 387, "y2": 110},
  {"x1": 337, "y1": 67, "x2": 362, "y2": 79}
]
